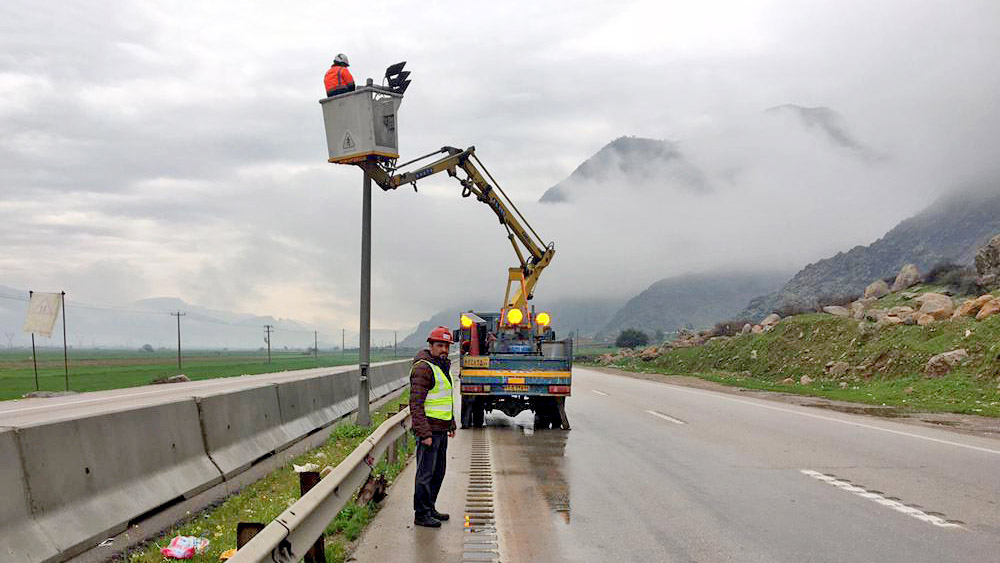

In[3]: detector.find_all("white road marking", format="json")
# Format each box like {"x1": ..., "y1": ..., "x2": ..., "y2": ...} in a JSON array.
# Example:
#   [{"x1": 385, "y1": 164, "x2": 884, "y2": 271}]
[
  {"x1": 645, "y1": 410, "x2": 686, "y2": 425},
  {"x1": 614, "y1": 376, "x2": 1000, "y2": 457},
  {"x1": 801, "y1": 470, "x2": 962, "y2": 529},
  {"x1": 591, "y1": 389, "x2": 609, "y2": 397}
]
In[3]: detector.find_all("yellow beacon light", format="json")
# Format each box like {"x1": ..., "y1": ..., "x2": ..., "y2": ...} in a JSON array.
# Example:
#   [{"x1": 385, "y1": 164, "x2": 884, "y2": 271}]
[
  {"x1": 506, "y1": 308, "x2": 524, "y2": 325},
  {"x1": 460, "y1": 314, "x2": 473, "y2": 328},
  {"x1": 536, "y1": 312, "x2": 551, "y2": 326}
]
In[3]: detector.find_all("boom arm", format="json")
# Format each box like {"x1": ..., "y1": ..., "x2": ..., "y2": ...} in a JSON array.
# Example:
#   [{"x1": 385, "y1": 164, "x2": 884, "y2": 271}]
[{"x1": 361, "y1": 146, "x2": 554, "y2": 311}]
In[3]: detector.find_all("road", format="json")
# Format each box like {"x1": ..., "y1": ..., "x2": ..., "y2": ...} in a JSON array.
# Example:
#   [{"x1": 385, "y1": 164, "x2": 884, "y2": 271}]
[{"x1": 356, "y1": 366, "x2": 1000, "y2": 562}]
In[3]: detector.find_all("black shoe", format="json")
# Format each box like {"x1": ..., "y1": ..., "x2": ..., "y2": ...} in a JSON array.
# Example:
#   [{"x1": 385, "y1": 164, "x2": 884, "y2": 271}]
[
  {"x1": 431, "y1": 510, "x2": 450, "y2": 521},
  {"x1": 414, "y1": 515, "x2": 442, "y2": 528}
]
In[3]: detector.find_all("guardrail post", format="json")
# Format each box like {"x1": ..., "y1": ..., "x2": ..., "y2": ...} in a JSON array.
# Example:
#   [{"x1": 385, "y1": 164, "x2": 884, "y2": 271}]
[
  {"x1": 299, "y1": 471, "x2": 327, "y2": 563},
  {"x1": 236, "y1": 522, "x2": 265, "y2": 550},
  {"x1": 387, "y1": 436, "x2": 398, "y2": 465}
]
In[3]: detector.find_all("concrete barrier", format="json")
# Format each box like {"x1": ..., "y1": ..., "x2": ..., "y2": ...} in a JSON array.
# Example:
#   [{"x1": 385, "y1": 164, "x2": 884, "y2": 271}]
[
  {"x1": 18, "y1": 399, "x2": 223, "y2": 560},
  {"x1": 0, "y1": 427, "x2": 60, "y2": 563},
  {"x1": 369, "y1": 360, "x2": 411, "y2": 400},
  {"x1": 275, "y1": 373, "x2": 342, "y2": 440},
  {"x1": 197, "y1": 384, "x2": 298, "y2": 478}
]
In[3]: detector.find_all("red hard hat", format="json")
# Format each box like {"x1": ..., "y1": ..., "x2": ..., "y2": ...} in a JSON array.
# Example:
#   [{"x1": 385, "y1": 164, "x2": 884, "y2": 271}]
[{"x1": 427, "y1": 326, "x2": 453, "y2": 343}]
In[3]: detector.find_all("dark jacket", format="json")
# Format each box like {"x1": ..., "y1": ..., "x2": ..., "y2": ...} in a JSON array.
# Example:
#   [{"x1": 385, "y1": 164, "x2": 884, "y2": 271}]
[{"x1": 409, "y1": 349, "x2": 456, "y2": 438}]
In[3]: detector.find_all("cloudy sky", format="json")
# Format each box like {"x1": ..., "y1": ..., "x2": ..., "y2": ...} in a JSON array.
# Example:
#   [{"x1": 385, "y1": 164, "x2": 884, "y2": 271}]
[{"x1": 1, "y1": 0, "x2": 998, "y2": 341}]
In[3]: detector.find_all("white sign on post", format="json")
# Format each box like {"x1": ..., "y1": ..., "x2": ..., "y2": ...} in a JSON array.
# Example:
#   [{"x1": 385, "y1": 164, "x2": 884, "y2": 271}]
[{"x1": 23, "y1": 292, "x2": 62, "y2": 337}]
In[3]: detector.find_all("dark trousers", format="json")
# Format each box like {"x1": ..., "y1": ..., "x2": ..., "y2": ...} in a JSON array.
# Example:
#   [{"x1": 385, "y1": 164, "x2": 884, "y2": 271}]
[{"x1": 413, "y1": 430, "x2": 448, "y2": 518}]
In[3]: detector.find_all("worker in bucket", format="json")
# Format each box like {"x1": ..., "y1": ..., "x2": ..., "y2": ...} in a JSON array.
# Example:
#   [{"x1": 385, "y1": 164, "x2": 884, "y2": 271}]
[
  {"x1": 324, "y1": 53, "x2": 355, "y2": 97},
  {"x1": 409, "y1": 326, "x2": 456, "y2": 528}
]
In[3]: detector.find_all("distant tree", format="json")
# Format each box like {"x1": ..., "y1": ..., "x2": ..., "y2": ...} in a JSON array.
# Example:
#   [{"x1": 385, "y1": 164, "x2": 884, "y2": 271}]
[
  {"x1": 615, "y1": 328, "x2": 649, "y2": 349},
  {"x1": 140, "y1": 344, "x2": 154, "y2": 353},
  {"x1": 654, "y1": 329, "x2": 665, "y2": 343}
]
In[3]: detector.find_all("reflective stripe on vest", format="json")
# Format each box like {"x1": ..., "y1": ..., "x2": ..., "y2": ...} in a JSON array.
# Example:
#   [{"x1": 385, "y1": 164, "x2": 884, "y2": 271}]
[{"x1": 414, "y1": 359, "x2": 453, "y2": 421}]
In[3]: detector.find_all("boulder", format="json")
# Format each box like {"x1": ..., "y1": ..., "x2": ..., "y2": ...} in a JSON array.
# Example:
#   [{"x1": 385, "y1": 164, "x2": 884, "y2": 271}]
[
  {"x1": 751, "y1": 325, "x2": 764, "y2": 334},
  {"x1": 822, "y1": 305, "x2": 850, "y2": 317},
  {"x1": 976, "y1": 298, "x2": 1000, "y2": 321},
  {"x1": 741, "y1": 323, "x2": 752, "y2": 334},
  {"x1": 640, "y1": 347, "x2": 660, "y2": 361},
  {"x1": 825, "y1": 361, "x2": 851, "y2": 377},
  {"x1": 974, "y1": 234, "x2": 1000, "y2": 287},
  {"x1": 891, "y1": 264, "x2": 921, "y2": 292},
  {"x1": 864, "y1": 280, "x2": 890, "y2": 299},
  {"x1": 952, "y1": 295, "x2": 993, "y2": 318},
  {"x1": 901, "y1": 291, "x2": 920, "y2": 299},
  {"x1": 850, "y1": 300, "x2": 868, "y2": 320},
  {"x1": 800, "y1": 375, "x2": 814, "y2": 385},
  {"x1": 915, "y1": 293, "x2": 954, "y2": 320},
  {"x1": 781, "y1": 377, "x2": 795, "y2": 385},
  {"x1": 760, "y1": 313, "x2": 781, "y2": 327},
  {"x1": 916, "y1": 313, "x2": 936, "y2": 326},
  {"x1": 924, "y1": 349, "x2": 969, "y2": 377},
  {"x1": 875, "y1": 316, "x2": 905, "y2": 330},
  {"x1": 152, "y1": 374, "x2": 191, "y2": 384}
]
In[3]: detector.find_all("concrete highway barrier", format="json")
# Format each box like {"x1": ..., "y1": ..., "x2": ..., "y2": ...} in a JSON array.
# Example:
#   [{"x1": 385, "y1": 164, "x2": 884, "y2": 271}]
[
  {"x1": 0, "y1": 360, "x2": 411, "y2": 562},
  {"x1": 19, "y1": 398, "x2": 223, "y2": 561},
  {"x1": 196, "y1": 383, "x2": 296, "y2": 478},
  {"x1": 0, "y1": 427, "x2": 61, "y2": 563}
]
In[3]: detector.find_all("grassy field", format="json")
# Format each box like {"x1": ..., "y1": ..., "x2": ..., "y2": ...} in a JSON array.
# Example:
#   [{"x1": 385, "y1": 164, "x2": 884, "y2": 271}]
[
  {"x1": 0, "y1": 348, "x2": 412, "y2": 401},
  {"x1": 594, "y1": 287, "x2": 1000, "y2": 417},
  {"x1": 124, "y1": 392, "x2": 414, "y2": 562}
]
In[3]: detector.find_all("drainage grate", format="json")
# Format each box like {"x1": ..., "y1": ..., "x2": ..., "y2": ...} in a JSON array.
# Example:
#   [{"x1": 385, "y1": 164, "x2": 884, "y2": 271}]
[{"x1": 462, "y1": 431, "x2": 500, "y2": 563}]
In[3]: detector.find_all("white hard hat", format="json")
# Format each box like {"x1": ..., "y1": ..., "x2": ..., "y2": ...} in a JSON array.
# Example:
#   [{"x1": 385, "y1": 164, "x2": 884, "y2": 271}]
[{"x1": 334, "y1": 53, "x2": 349, "y2": 66}]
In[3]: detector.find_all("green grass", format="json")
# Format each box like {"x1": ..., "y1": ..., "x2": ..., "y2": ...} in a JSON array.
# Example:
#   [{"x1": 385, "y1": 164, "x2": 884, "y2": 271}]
[
  {"x1": 597, "y1": 287, "x2": 1000, "y2": 417},
  {"x1": 122, "y1": 392, "x2": 414, "y2": 562},
  {"x1": 0, "y1": 348, "x2": 408, "y2": 401}
]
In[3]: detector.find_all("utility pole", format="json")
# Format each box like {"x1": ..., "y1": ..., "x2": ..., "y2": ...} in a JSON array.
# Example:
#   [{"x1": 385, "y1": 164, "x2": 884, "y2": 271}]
[
  {"x1": 394, "y1": 331, "x2": 397, "y2": 358},
  {"x1": 61, "y1": 291, "x2": 68, "y2": 391},
  {"x1": 357, "y1": 162, "x2": 373, "y2": 426},
  {"x1": 264, "y1": 325, "x2": 273, "y2": 364},
  {"x1": 171, "y1": 311, "x2": 185, "y2": 370},
  {"x1": 314, "y1": 330, "x2": 319, "y2": 361},
  {"x1": 342, "y1": 328, "x2": 346, "y2": 356}
]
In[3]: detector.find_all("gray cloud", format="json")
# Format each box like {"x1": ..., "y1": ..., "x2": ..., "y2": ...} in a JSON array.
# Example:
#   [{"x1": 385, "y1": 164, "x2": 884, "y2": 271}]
[{"x1": 1, "y1": 0, "x2": 998, "y2": 341}]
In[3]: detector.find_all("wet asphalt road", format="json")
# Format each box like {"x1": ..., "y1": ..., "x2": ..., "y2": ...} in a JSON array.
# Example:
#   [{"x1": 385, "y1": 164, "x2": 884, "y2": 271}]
[{"x1": 486, "y1": 366, "x2": 1000, "y2": 562}]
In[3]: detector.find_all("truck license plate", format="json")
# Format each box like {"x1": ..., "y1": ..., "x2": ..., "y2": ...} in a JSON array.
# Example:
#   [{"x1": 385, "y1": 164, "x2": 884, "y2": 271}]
[
  {"x1": 463, "y1": 356, "x2": 490, "y2": 368},
  {"x1": 504, "y1": 385, "x2": 530, "y2": 392}
]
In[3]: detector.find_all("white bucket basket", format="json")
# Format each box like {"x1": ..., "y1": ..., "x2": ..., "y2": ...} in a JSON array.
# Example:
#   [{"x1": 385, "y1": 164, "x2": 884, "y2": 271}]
[{"x1": 319, "y1": 86, "x2": 403, "y2": 164}]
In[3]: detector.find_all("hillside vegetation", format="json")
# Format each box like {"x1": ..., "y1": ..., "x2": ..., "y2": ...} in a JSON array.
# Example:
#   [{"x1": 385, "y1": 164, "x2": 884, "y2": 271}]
[{"x1": 600, "y1": 285, "x2": 1000, "y2": 417}]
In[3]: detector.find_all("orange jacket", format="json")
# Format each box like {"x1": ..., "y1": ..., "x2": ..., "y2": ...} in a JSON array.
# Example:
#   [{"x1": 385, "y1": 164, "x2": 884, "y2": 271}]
[{"x1": 324, "y1": 65, "x2": 355, "y2": 96}]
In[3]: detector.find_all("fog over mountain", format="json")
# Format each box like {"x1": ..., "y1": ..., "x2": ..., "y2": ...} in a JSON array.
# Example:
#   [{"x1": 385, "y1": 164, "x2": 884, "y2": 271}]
[{"x1": 1, "y1": 1, "x2": 998, "y2": 341}]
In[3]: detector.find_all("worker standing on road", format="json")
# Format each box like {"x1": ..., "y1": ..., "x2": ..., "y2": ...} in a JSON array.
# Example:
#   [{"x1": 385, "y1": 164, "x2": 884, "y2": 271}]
[
  {"x1": 324, "y1": 53, "x2": 355, "y2": 97},
  {"x1": 410, "y1": 326, "x2": 456, "y2": 528}
]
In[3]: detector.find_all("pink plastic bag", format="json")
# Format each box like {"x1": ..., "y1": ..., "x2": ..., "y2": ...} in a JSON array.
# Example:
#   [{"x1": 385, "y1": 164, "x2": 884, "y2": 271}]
[{"x1": 160, "y1": 535, "x2": 210, "y2": 559}]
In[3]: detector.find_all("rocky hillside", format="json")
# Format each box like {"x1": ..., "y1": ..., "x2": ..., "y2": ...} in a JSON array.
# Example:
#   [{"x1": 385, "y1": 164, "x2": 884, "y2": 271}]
[
  {"x1": 743, "y1": 187, "x2": 1000, "y2": 321},
  {"x1": 538, "y1": 136, "x2": 706, "y2": 203},
  {"x1": 597, "y1": 271, "x2": 790, "y2": 340}
]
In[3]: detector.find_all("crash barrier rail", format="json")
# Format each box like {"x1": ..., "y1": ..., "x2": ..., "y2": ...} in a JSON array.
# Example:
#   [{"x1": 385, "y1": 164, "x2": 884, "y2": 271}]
[
  {"x1": 0, "y1": 360, "x2": 412, "y2": 563},
  {"x1": 228, "y1": 407, "x2": 412, "y2": 562}
]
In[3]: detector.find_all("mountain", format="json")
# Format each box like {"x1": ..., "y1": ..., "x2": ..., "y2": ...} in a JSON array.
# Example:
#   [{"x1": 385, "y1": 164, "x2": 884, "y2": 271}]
[
  {"x1": 538, "y1": 136, "x2": 707, "y2": 203},
  {"x1": 743, "y1": 187, "x2": 1000, "y2": 321},
  {"x1": 764, "y1": 104, "x2": 878, "y2": 159},
  {"x1": 0, "y1": 287, "x2": 380, "y2": 350},
  {"x1": 597, "y1": 271, "x2": 790, "y2": 340}
]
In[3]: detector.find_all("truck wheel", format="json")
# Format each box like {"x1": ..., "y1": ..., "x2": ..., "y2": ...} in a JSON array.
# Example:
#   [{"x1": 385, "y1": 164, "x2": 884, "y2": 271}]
[{"x1": 556, "y1": 396, "x2": 571, "y2": 430}]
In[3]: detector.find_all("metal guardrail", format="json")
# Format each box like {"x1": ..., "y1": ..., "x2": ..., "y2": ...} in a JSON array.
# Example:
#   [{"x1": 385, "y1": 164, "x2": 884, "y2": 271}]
[{"x1": 228, "y1": 407, "x2": 412, "y2": 562}]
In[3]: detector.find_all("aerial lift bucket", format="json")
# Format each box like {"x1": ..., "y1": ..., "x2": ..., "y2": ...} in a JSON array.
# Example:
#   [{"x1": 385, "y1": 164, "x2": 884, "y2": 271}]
[{"x1": 319, "y1": 85, "x2": 403, "y2": 164}]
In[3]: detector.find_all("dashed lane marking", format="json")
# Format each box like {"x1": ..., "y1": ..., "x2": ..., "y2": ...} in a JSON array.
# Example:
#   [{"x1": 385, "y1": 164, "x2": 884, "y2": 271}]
[
  {"x1": 622, "y1": 378, "x2": 1000, "y2": 456},
  {"x1": 645, "y1": 410, "x2": 686, "y2": 425},
  {"x1": 801, "y1": 470, "x2": 963, "y2": 529},
  {"x1": 591, "y1": 389, "x2": 609, "y2": 396}
]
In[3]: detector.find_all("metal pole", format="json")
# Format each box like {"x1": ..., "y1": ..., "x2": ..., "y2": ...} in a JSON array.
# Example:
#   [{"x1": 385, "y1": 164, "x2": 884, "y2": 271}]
[
  {"x1": 342, "y1": 328, "x2": 346, "y2": 356},
  {"x1": 394, "y1": 331, "x2": 397, "y2": 358},
  {"x1": 314, "y1": 330, "x2": 319, "y2": 361},
  {"x1": 31, "y1": 333, "x2": 38, "y2": 391},
  {"x1": 61, "y1": 291, "x2": 68, "y2": 391},
  {"x1": 171, "y1": 311, "x2": 185, "y2": 370},
  {"x1": 264, "y1": 325, "x2": 273, "y2": 364},
  {"x1": 358, "y1": 165, "x2": 372, "y2": 426}
]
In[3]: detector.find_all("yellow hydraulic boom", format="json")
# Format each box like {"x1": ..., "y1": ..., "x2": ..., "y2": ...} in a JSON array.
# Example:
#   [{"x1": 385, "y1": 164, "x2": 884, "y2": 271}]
[{"x1": 360, "y1": 146, "x2": 554, "y2": 314}]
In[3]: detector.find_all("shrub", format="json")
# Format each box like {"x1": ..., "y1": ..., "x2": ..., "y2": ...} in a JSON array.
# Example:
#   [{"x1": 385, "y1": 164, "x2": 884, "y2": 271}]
[
  {"x1": 615, "y1": 328, "x2": 649, "y2": 348},
  {"x1": 926, "y1": 262, "x2": 982, "y2": 296}
]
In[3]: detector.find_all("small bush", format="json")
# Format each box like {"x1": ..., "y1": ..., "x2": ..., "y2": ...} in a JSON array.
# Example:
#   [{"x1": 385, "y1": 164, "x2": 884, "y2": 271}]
[
  {"x1": 615, "y1": 328, "x2": 649, "y2": 348},
  {"x1": 926, "y1": 262, "x2": 982, "y2": 296}
]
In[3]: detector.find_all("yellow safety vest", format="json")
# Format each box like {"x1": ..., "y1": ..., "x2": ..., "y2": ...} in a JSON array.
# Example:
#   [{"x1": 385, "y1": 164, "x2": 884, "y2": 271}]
[{"x1": 414, "y1": 359, "x2": 453, "y2": 421}]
